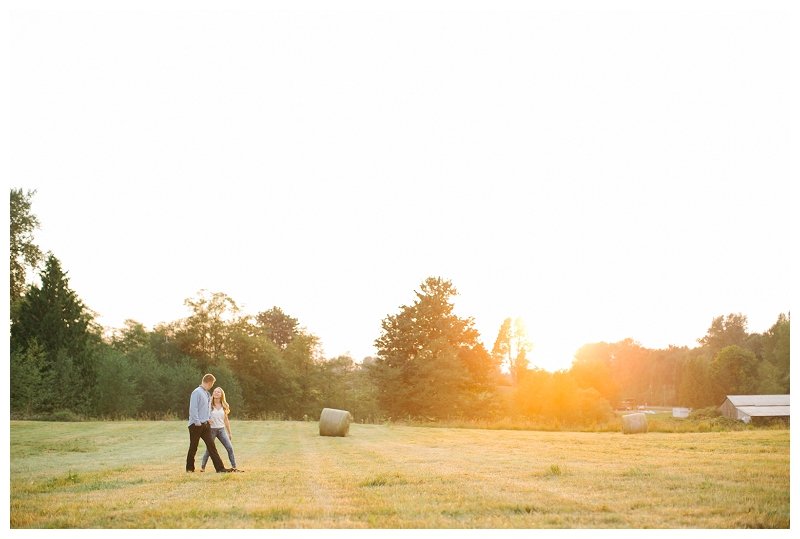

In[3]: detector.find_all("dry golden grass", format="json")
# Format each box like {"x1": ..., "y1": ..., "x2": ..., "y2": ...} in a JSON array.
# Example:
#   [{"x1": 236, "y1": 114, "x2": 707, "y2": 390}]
[{"x1": 10, "y1": 419, "x2": 789, "y2": 528}]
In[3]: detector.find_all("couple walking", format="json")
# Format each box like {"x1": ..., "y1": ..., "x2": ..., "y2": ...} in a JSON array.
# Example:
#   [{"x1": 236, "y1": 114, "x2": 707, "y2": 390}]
[{"x1": 186, "y1": 373, "x2": 243, "y2": 473}]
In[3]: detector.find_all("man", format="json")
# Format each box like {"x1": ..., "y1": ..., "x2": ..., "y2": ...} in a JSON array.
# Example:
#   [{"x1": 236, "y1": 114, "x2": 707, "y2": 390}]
[{"x1": 186, "y1": 373, "x2": 231, "y2": 473}]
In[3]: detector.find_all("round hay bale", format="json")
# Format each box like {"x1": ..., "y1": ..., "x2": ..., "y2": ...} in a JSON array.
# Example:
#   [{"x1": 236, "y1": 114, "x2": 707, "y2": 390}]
[
  {"x1": 319, "y1": 408, "x2": 352, "y2": 437},
  {"x1": 621, "y1": 412, "x2": 648, "y2": 434}
]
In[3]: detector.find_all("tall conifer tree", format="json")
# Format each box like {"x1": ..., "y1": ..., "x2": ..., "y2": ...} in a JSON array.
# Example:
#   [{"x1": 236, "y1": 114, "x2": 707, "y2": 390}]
[
  {"x1": 372, "y1": 277, "x2": 500, "y2": 419},
  {"x1": 11, "y1": 254, "x2": 99, "y2": 412}
]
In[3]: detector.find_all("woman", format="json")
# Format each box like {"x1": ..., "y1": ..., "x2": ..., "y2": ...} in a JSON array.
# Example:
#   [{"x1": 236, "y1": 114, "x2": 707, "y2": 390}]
[{"x1": 201, "y1": 387, "x2": 242, "y2": 472}]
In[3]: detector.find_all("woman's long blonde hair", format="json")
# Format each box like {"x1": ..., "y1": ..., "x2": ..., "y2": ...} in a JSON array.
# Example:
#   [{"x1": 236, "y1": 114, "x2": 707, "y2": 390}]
[{"x1": 211, "y1": 387, "x2": 230, "y2": 416}]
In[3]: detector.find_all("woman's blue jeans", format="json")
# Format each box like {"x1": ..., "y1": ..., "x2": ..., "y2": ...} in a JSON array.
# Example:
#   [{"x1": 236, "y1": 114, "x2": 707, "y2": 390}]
[{"x1": 202, "y1": 427, "x2": 237, "y2": 469}]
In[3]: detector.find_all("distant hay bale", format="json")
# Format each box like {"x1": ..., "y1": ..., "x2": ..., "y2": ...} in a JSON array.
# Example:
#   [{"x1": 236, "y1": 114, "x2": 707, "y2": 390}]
[
  {"x1": 319, "y1": 408, "x2": 352, "y2": 437},
  {"x1": 622, "y1": 413, "x2": 648, "y2": 434}
]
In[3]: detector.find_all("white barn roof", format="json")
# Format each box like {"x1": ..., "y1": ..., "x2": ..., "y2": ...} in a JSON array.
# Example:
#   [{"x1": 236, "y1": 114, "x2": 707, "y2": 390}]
[
  {"x1": 736, "y1": 405, "x2": 790, "y2": 418},
  {"x1": 720, "y1": 395, "x2": 790, "y2": 421},
  {"x1": 726, "y1": 395, "x2": 789, "y2": 407}
]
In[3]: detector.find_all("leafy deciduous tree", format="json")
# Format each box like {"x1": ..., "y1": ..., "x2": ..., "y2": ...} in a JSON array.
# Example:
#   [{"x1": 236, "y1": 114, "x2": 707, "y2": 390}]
[
  {"x1": 698, "y1": 313, "x2": 749, "y2": 361},
  {"x1": 178, "y1": 290, "x2": 242, "y2": 369},
  {"x1": 513, "y1": 368, "x2": 613, "y2": 425},
  {"x1": 760, "y1": 313, "x2": 790, "y2": 393},
  {"x1": 569, "y1": 355, "x2": 619, "y2": 403},
  {"x1": 10, "y1": 188, "x2": 44, "y2": 305},
  {"x1": 678, "y1": 356, "x2": 716, "y2": 408},
  {"x1": 256, "y1": 307, "x2": 299, "y2": 351},
  {"x1": 710, "y1": 345, "x2": 759, "y2": 401},
  {"x1": 228, "y1": 331, "x2": 298, "y2": 418}
]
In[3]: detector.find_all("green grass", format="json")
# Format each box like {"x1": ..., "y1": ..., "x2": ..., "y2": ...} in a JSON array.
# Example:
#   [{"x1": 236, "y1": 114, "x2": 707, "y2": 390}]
[
  {"x1": 10, "y1": 420, "x2": 790, "y2": 528},
  {"x1": 401, "y1": 411, "x2": 786, "y2": 433}
]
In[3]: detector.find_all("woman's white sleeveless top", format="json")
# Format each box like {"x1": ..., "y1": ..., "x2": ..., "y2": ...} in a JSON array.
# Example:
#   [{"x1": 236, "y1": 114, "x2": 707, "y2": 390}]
[{"x1": 209, "y1": 406, "x2": 226, "y2": 428}]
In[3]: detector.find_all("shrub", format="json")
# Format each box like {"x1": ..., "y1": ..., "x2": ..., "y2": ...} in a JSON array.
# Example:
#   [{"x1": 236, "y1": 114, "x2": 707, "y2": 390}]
[
  {"x1": 708, "y1": 416, "x2": 744, "y2": 429},
  {"x1": 752, "y1": 416, "x2": 789, "y2": 428},
  {"x1": 689, "y1": 406, "x2": 721, "y2": 420},
  {"x1": 46, "y1": 410, "x2": 81, "y2": 422}
]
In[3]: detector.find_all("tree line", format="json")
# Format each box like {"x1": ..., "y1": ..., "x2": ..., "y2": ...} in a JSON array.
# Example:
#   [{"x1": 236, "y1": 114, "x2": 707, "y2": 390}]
[
  {"x1": 9, "y1": 188, "x2": 791, "y2": 424},
  {"x1": 567, "y1": 310, "x2": 789, "y2": 411},
  {"x1": 10, "y1": 254, "x2": 381, "y2": 420}
]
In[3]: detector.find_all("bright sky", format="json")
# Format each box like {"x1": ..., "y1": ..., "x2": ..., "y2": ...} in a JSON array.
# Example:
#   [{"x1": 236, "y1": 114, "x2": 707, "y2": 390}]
[{"x1": 8, "y1": 2, "x2": 793, "y2": 373}]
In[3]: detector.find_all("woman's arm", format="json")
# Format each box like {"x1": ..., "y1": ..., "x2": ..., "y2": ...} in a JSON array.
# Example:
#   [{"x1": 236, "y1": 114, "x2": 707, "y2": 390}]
[{"x1": 224, "y1": 414, "x2": 232, "y2": 440}]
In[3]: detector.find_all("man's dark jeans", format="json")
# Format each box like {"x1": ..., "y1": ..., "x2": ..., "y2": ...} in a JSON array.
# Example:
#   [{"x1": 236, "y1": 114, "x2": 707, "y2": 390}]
[{"x1": 186, "y1": 422, "x2": 226, "y2": 472}]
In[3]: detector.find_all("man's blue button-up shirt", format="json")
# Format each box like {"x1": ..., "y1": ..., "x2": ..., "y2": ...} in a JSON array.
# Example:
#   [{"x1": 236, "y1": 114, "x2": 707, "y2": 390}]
[{"x1": 188, "y1": 385, "x2": 212, "y2": 426}]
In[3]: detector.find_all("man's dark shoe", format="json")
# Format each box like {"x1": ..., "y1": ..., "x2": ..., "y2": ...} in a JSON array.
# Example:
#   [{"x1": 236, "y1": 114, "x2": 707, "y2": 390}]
[{"x1": 218, "y1": 468, "x2": 234, "y2": 473}]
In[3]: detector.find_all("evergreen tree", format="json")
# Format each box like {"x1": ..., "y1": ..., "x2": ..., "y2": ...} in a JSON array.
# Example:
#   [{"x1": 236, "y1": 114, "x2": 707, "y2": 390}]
[
  {"x1": 95, "y1": 346, "x2": 142, "y2": 418},
  {"x1": 372, "y1": 277, "x2": 500, "y2": 419},
  {"x1": 10, "y1": 339, "x2": 47, "y2": 415},
  {"x1": 11, "y1": 254, "x2": 100, "y2": 413}
]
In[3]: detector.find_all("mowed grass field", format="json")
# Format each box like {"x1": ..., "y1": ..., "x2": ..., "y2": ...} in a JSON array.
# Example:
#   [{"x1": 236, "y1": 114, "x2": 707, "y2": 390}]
[{"x1": 10, "y1": 420, "x2": 789, "y2": 528}]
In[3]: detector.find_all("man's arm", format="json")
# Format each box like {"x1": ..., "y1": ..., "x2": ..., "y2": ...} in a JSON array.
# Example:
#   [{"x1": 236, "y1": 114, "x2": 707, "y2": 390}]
[{"x1": 188, "y1": 389, "x2": 202, "y2": 425}]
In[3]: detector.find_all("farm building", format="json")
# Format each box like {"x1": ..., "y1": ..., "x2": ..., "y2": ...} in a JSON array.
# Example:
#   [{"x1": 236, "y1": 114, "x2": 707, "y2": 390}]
[
  {"x1": 673, "y1": 407, "x2": 690, "y2": 418},
  {"x1": 718, "y1": 395, "x2": 790, "y2": 424}
]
